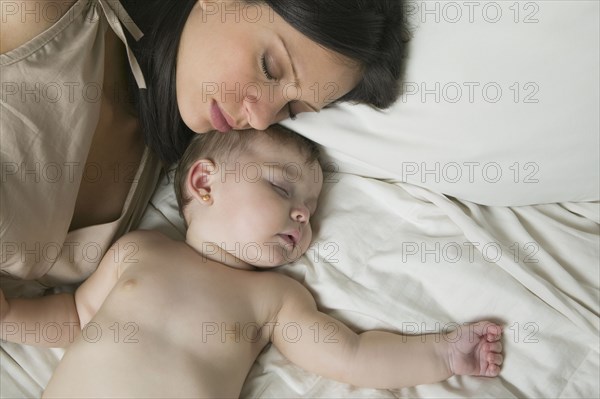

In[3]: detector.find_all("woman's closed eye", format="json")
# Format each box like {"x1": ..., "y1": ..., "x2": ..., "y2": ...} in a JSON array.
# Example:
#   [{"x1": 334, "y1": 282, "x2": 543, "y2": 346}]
[
  {"x1": 261, "y1": 55, "x2": 275, "y2": 81},
  {"x1": 262, "y1": 55, "x2": 296, "y2": 120},
  {"x1": 262, "y1": 53, "x2": 305, "y2": 120}
]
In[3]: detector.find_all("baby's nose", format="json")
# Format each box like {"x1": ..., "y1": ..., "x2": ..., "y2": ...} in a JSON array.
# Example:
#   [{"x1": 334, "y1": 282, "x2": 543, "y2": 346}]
[{"x1": 292, "y1": 207, "x2": 309, "y2": 223}]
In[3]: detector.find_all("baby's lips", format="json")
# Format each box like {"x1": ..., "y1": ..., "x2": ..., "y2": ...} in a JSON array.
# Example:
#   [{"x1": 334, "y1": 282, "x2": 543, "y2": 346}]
[{"x1": 281, "y1": 229, "x2": 301, "y2": 247}]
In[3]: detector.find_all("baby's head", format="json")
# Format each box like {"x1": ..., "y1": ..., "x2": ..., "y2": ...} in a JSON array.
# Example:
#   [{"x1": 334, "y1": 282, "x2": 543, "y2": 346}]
[{"x1": 175, "y1": 125, "x2": 322, "y2": 268}]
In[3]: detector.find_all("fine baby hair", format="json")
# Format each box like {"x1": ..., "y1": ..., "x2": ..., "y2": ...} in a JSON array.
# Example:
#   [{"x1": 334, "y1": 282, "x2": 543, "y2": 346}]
[{"x1": 174, "y1": 125, "x2": 320, "y2": 220}]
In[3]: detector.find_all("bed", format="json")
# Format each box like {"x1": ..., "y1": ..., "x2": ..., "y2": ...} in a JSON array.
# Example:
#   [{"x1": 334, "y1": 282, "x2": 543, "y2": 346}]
[{"x1": 1, "y1": 1, "x2": 598, "y2": 397}]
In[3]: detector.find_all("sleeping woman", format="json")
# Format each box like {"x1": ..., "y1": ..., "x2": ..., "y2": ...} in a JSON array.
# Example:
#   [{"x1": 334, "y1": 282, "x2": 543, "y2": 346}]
[{"x1": 0, "y1": 0, "x2": 408, "y2": 291}]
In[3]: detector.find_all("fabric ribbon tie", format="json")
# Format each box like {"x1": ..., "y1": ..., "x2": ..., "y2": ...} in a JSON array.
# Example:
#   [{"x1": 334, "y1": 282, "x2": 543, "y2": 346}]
[{"x1": 97, "y1": 0, "x2": 147, "y2": 89}]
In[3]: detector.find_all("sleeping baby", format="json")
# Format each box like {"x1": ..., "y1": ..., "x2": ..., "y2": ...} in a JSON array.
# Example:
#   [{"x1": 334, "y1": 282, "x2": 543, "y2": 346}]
[{"x1": 0, "y1": 126, "x2": 503, "y2": 398}]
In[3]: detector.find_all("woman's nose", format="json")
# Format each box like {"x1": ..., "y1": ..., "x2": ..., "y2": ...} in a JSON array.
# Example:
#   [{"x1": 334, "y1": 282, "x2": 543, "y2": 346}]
[{"x1": 243, "y1": 89, "x2": 288, "y2": 130}]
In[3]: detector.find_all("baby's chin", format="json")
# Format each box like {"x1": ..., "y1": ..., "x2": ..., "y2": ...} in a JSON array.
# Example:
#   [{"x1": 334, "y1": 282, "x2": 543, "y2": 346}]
[{"x1": 249, "y1": 249, "x2": 307, "y2": 269}]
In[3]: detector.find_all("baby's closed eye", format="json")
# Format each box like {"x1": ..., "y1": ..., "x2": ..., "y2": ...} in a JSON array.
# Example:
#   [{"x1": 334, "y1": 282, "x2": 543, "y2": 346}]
[{"x1": 270, "y1": 182, "x2": 290, "y2": 198}]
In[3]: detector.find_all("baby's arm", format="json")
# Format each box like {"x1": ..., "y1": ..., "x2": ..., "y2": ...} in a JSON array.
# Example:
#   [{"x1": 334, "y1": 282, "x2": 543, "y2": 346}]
[
  {"x1": 0, "y1": 237, "x2": 126, "y2": 347},
  {"x1": 271, "y1": 280, "x2": 503, "y2": 389}
]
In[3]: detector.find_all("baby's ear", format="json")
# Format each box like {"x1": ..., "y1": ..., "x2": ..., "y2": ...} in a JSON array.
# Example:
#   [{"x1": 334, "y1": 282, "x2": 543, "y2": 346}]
[{"x1": 187, "y1": 159, "x2": 217, "y2": 206}]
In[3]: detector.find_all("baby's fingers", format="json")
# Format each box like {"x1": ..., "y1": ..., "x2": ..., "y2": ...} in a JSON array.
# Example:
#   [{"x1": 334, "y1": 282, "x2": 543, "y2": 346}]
[
  {"x1": 487, "y1": 352, "x2": 503, "y2": 365},
  {"x1": 486, "y1": 331, "x2": 502, "y2": 342},
  {"x1": 471, "y1": 321, "x2": 503, "y2": 340},
  {"x1": 485, "y1": 362, "x2": 502, "y2": 377},
  {"x1": 482, "y1": 351, "x2": 504, "y2": 377},
  {"x1": 487, "y1": 341, "x2": 503, "y2": 354}
]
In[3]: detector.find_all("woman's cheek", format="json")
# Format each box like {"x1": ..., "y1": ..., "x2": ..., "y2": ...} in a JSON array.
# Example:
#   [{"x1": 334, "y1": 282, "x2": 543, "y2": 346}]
[{"x1": 177, "y1": 91, "x2": 206, "y2": 133}]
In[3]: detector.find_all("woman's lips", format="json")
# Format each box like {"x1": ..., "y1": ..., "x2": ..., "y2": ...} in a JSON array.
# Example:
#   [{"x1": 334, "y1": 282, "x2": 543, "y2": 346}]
[{"x1": 210, "y1": 100, "x2": 232, "y2": 133}]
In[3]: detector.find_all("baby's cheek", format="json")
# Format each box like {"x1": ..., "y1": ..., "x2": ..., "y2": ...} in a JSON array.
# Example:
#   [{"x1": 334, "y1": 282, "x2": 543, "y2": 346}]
[
  {"x1": 287, "y1": 239, "x2": 311, "y2": 265},
  {"x1": 301, "y1": 228, "x2": 313, "y2": 254}
]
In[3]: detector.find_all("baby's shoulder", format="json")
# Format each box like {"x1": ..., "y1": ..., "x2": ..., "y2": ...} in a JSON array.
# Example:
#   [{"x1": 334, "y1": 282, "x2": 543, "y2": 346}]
[
  {"x1": 111, "y1": 230, "x2": 180, "y2": 264},
  {"x1": 253, "y1": 271, "x2": 315, "y2": 308},
  {"x1": 239, "y1": 271, "x2": 314, "y2": 327}
]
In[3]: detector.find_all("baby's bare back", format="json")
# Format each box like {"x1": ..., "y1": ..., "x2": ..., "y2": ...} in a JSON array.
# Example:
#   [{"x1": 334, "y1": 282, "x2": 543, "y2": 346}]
[{"x1": 43, "y1": 237, "x2": 285, "y2": 398}]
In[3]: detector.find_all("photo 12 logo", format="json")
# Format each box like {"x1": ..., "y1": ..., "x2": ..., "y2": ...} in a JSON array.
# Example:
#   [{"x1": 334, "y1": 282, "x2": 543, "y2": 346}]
[
  {"x1": 198, "y1": 0, "x2": 276, "y2": 23},
  {"x1": 1, "y1": 321, "x2": 139, "y2": 345},
  {"x1": 200, "y1": 321, "x2": 340, "y2": 344},
  {"x1": 401, "y1": 321, "x2": 539, "y2": 343},
  {"x1": 199, "y1": 240, "x2": 340, "y2": 265},
  {"x1": 201, "y1": 81, "x2": 340, "y2": 105},
  {"x1": 400, "y1": 82, "x2": 540, "y2": 104},
  {"x1": 404, "y1": 1, "x2": 541, "y2": 24},
  {"x1": 1, "y1": 161, "x2": 140, "y2": 185},
  {"x1": 401, "y1": 241, "x2": 540, "y2": 264},
  {"x1": 1, "y1": 240, "x2": 139, "y2": 265},
  {"x1": 1, "y1": 1, "x2": 76, "y2": 24},
  {"x1": 399, "y1": 161, "x2": 540, "y2": 185}
]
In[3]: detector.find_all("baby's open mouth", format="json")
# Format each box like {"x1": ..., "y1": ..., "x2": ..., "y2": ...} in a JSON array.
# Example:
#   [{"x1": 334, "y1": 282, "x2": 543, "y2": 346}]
[{"x1": 278, "y1": 234, "x2": 296, "y2": 248}]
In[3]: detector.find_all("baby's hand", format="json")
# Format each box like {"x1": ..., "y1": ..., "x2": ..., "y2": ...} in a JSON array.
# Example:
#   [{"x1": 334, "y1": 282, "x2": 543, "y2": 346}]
[{"x1": 446, "y1": 321, "x2": 503, "y2": 377}]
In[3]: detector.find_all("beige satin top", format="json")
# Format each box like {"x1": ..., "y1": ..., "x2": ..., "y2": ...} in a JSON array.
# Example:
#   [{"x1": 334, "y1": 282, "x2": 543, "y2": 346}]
[{"x1": 0, "y1": 0, "x2": 161, "y2": 288}]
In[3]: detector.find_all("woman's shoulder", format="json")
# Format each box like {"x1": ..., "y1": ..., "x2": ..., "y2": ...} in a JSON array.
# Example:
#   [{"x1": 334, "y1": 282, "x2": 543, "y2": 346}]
[{"x1": 0, "y1": 0, "x2": 78, "y2": 54}]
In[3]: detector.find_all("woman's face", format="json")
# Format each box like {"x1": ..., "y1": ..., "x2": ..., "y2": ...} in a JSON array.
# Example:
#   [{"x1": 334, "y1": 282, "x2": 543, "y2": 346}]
[{"x1": 176, "y1": 0, "x2": 362, "y2": 133}]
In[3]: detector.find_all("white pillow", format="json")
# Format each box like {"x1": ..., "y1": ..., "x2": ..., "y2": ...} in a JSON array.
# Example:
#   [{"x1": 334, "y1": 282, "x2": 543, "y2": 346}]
[{"x1": 283, "y1": 0, "x2": 599, "y2": 206}]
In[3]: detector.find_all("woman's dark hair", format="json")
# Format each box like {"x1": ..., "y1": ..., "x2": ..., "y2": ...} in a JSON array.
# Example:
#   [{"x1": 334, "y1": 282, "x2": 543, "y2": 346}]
[
  {"x1": 122, "y1": 0, "x2": 197, "y2": 167},
  {"x1": 122, "y1": 0, "x2": 409, "y2": 166},
  {"x1": 259, "y1": 0, "x2": 410, "y2": 109}
]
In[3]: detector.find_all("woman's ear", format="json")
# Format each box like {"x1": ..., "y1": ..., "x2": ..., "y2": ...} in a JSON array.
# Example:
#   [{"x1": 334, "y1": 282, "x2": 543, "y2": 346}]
[{"x1": 187, "y1": 159, "x2": 217, "y2": 206}]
